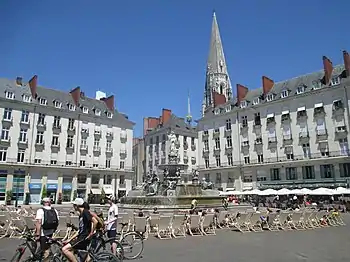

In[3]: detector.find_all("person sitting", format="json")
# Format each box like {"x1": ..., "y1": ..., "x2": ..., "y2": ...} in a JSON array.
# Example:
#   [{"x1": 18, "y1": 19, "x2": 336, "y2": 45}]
[
  {"x1": 152, "y1": 207, "x2": 159, "y2": 214},
  {"x1": 62, "y1": 198, "x2": 98, "y2": 262}
]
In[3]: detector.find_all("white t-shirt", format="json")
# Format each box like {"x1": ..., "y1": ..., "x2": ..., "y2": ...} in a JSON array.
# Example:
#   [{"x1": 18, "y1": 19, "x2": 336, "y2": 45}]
[
  {"x1": 35, "y1": 206, "x2": 59, "y2": 236},
  {"x1": 107, "y1": 204, "x2": 118, "y2": 230}
]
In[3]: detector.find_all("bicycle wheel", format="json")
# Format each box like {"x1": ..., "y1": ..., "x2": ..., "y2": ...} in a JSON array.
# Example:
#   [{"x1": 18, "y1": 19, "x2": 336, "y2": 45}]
[
  {"x1": 93, "y1": 251, "x2": 121, "y2": 261},
  {"x1": 100, "y1": 238, "x2": 125, "y2": 260},
  {"x1": 10, "y1": 250, "x2": 24, "y2": 262},
  {"x1": 120, "y1": 231, "x2": 144, "y2": 260}
]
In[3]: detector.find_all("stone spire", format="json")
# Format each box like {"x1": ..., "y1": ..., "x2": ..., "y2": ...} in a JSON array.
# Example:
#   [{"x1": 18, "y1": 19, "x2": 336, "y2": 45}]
[
  {"x1": 202, "y1": 12, "x2": 232, "y2": 116},
  {"x1": 186, "y1": 89, "x2": 192, "y2": 125}
]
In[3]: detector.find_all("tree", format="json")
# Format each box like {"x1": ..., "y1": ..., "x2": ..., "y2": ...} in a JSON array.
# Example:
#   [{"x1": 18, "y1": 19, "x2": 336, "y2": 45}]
[
  {"x1": 6, "y1": 190, "x2": 13, "y2": 205},
  {"x1": 100, "y1": 188, "x2": 106, "y2": 205},
  {"x1": 41, "y1": 185, "x2": 47, "y2": 199}
]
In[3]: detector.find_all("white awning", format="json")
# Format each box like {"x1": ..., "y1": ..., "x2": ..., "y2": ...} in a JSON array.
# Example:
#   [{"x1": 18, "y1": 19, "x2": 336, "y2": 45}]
[
  {"x1": 314, "y1": 103, "x2": 323, "y2": 108},
  {"x1": 103, "y1": 185, "x2": 113, "y2": 195},
  {"x1": 297, "y1": 106, "x2": 306, "y2": 112},
  {"x1": 281, "y1": 110, "x2": 290, "y2": 115},
  {"x1": 267, "y1": 113, "x2": 274, "y2": 118},
  {"x1": 91, "y1": 188, "x2": 101, "y2": 195}
]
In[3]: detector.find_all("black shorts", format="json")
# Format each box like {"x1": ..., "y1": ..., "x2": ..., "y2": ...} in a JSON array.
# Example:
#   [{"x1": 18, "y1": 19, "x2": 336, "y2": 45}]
[
  {"x1": 71, "y1": 237, "x2": 90, "y2": 251},
  {"x1": 40, "y1": 234, "x2": 53, "y2": 251},
  {"x1": 191, "y1": 204, "x2": 195, "y2": 209},
  {"x1": 107, "y1": 229, "x2": 117, "y2": 238}
]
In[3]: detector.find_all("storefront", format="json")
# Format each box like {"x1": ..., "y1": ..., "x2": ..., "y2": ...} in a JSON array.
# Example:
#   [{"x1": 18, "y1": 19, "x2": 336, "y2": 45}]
[
  {"x1": 47, "y1": 183, "x2": 58, "y2": 203},
  {"x1": 0, "y1": 170, "x2": 7, "y2": 204},
  {"x1": 29, "y1": 183, "x2": 42, "y2": 204},
  {"x1": 62, "y1": 183, "x2": 72, "y2": 202},
  {"x1": 13, "y1": 170, "x2": 25, "y2": 205}
]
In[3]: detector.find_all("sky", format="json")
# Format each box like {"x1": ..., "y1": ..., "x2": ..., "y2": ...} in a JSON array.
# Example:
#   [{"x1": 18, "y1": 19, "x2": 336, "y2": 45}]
[{"x1": 0, "y1": 1, "x2": 349, "y2": 137}]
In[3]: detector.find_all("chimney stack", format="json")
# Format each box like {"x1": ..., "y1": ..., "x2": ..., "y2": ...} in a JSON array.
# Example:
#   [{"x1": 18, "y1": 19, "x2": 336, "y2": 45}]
[
  {"x1": 323, "y1": 56, "x2": 333, "y2": 85},
  {"x1": 236, "y1": 84, "x2": 249, "y2": 103},
  {"x1": 16, "y1": 77, "x2": 23, "y2": 86},
  {"x1": 343, "y1": 50, "x2": 350, "y2": 77},
  {"x1": 69, "y1": 86, "x2": 81, "y2": 106},
  {"x1": 28, "y1": 75, "x2": 38, "y2": 98},
  {"x1": 262, "y1": 76, "x2": 274, "y2": 95}
]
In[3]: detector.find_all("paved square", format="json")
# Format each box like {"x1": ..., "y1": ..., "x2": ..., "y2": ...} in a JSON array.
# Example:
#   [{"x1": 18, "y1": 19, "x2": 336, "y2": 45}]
[{"x1": 1, "y1": 215, "x2": 349, "y2": 262}]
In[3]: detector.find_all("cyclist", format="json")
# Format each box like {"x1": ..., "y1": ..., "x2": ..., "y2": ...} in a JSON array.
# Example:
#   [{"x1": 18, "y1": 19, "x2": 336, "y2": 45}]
[
  {"x1": 35, "y1": 197, "x2": 59, "y2": 262},
  {"x1": 104, "y1": 196, "x2": 118, "y2": 255},
  {"x1": 62, "y1": 198, "x2": 97, "y2": 262}
]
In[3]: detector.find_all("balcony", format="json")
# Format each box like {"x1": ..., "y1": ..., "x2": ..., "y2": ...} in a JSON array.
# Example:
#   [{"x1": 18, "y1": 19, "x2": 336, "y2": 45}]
[
  {"x1": 80, "y1": 144, "x2": 88, "y2": 151},
  {"x1": 94, "y1": 130, "x2": 102, "y2": 137},
  {"x1": 268, "y1": 137, "x2": 277, "y2": 147},
  {"x1": 335, "y1": 126, "x2": 347, "y2": 138},
  {"x1": 35, "y1": 141, "x2": 45, "y2": 148},
  {"x1": 240, "y1": 123, "x2": 248, "y2": 132},
  {"x1": 202, "y1": 148, "x2": 209, "y2": 157},
  {"x1": 316, "y1": 129, "x2": 328, "y2": 141},
  {"x1": 224, "y1": 128, "x2": 232, "y2": 136},
  {"x1": 0, "y1": 137, "x2": 11, "y2": 146},
  {"x1": 20, "y1": 119, "x2": 30, "y2": 127},
  {"x1": 254, "y1": 120, "x2": 261, "y2": 128},
  {"x1": 202, "y1": 131, "x2": 209, "y2": 139},
  {"x1": 66, "y1": 144, "x2": 75, "y2": 151},
  {"x1": 51, "y1": 143, "x2": 60, "y2": 149},
  {"x1": 191, "y1": 144, "x2": 196, "y2": 151},
  {"x1": 212, "y1": 130, "x2": 220, "y2": 138},
  {"x1": 120, "y1": 131, "x2": 127, "y2": 143},
  {"x1": 37, "y1": 121, "x2": 46, "y2": 130},
  {"x1": 52, "y1": 124, "x2": 61, "y2": 133},
  {"x1": 191, "y1": 157, "x2": 196, "y2": 164},
  {"x1": 299, "y1": 132, "x2": 309, "y2": 140},
  {"x1": 106, "y1": 147, "x2": 113, "y2": 154},
  {"x1": 254, "y1": 138, "x2": 263, "y2": 145},
  {"x1": 81, "y1": 128, "x2": 89, "y2": 136},
  {"x1": 93, "y1": 146, "x2": 101, "y2": 153},
  {"x1": 225, "y1": 144, "x2": 233, "y2": 153},
  {"x1": 2, "y1": 117, "x2": 13, "y2": 126},
  {"x1": 18, "y1": 139, "x2": 28, "y2": 148},
  {"x1": 67, "y1": 125, "x2": 76, "y2": 133},
  {"x1": 241, "y1": 141, "x2": 249, "y2": 148},
  {"x1": 283, "y1": 134, "x2": 293, "y2": 145},
  {"x1": 213, "y1": 147, "x2": 221, "y2": 155},
  {"x1": 106, "y1": 132, "x2": 114, "y2": 140}
]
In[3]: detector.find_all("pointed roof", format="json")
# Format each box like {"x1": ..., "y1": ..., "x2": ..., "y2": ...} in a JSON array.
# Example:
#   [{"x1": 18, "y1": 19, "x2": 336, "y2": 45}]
[{"x1": 206, "y1": 12, "x2": 228, "y2": 75}]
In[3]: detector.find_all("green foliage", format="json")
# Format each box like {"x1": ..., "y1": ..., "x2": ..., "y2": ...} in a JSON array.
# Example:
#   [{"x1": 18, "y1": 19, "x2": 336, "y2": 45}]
[
  {"x1": 41, "y1": 185, "x2": 47, "y2": 198},
  {"x1": 6, "y1": 190, "x2": 13, "y2": 202}
]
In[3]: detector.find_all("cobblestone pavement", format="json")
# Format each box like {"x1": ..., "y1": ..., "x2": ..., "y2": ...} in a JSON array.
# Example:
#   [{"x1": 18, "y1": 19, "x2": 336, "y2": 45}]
[{"x1": 1, "y1": 215, "x2": 349, "y2": 262}]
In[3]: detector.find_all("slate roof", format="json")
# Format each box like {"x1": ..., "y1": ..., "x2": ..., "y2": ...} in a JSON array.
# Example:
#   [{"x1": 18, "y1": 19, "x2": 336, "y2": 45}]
[{"x1": 0, "y1": 77, "x2": 134, "y2": 129}]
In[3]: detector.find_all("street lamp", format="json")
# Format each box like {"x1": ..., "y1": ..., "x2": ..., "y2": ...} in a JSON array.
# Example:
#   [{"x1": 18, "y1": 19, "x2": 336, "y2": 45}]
[{"x1": 14, "y1": 169, "x2": 20, "y2": 208}]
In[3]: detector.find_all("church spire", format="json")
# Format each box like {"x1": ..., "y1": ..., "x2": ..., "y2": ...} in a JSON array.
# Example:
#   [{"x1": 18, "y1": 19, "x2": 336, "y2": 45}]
[
  {"x1": 186, "y1": 89, "x2": 192, "y2": 125},
  {"x1": 202, "y1": 12, "x2": 232, "y2": 116}
]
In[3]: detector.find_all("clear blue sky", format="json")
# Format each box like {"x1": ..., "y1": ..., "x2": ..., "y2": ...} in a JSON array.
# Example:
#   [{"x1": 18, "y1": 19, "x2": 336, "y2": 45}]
[{"x1": 0, "y1": 1, "x2": 349, "y2": 137}]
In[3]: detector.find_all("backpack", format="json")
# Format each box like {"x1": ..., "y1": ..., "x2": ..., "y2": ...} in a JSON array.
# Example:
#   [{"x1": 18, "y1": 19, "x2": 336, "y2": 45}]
[
  {"x1": 90, "y1": 211, "x2": 104, "y2": 229},
  {"x1": 42, "y1": 208, "x2": 59, "y2": 230}
]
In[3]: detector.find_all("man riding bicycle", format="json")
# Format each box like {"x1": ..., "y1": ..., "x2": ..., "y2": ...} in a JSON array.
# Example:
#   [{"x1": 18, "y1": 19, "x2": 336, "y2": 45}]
[{"x1": 62, "y1": 198, "x2": 98, "y2": 262}]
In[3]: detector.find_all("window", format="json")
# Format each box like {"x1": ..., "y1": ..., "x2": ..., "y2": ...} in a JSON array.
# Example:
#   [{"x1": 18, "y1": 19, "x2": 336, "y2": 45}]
[
  {"x1": 266, "y1": 94, "x2": 274, "y2": 101},
  {"x1": 104, "y1": 174, "x2": 112, "y2": 184},
  {"x1": 36, "y1": 131, "x2": 44, "y2": 144},
  {"x1": 17, "y1": 150, "x2": 25, "y2": 163},
  {"x1": 296, "y1": 85, "x2": 305, "y2": 94},
  {"x1": 68, "y1": 119, "x2": 75, "y2": 130},
  {"x1": 254, "y1": 113, "x2": 261, "y2": 126},
  {"x1": 68, "y1": 104, "x2": 76, "y2": 111},
  {"x1": 240, "y1": 101, "x2": 247, "y2": 108},
  {"x1": 286, "y1": 167, "x2": 297, "y2": 180},
  {"x1": 22, "y1": 94, "x2": 31, "y2": 103},
  {"x1": 215, "y1": 173, "x2": 222, "y2": 185},
  {"x1": 302, "y1": 166, "x2": 315, "y2": 179},
  {"x1": 320, "y1": 164, "x2": 334, "y2": 178},
  {"x1": 79, "y1": 160, "x2": 85, "y2": 167},
  {"x1": 120, "y1": 161, "x2": 125, "y2": 169},
  {"x1": 331, "y1": 76, "x2": 340, "y2": 86},
  {"x1": 270, "y1": 168, "x2": 280, "y2": 180},
  {"x1": 38, "y1": 113, "x2": 45, "y2": 125},
  {"x1": 0, "y1": 147, "x2": 7, "y2": 162},
  {"x1": 82, "y1": 107, "x2": 89, "y2": 114},
  {"x1": 227, "y1": 154, "x2": 233, "y2": 165},
  {"x1": 226, "y1": 136, "x2": 232, "y2": 148},
  {"x1": 52, "y1": 135, "x2": 59, "y2": 146},
  {"x1": 19, "y1": 129, "x2": 27, "y2": 142},
  {"x1": 106, "y1": 141, "x2": 112, "y2": 151},
  {"x1": 38, "y1": 97, "x2": 47, "y2": 105},
  {"x1": 3, "y1": 108, "x2": 12, "y2": 121},
  {"x1": 316, "y1": 118, "x2": 326, "y2": 135},
  {"x1": 106, "y1": 159, "x2": 111, "y2": 168},
  {"x1": 244, "y1": 156, "x2": 250, "y2": 164},
  {"x1": 107, "y1": 112, "x2": 113, "y2": 118},
  {"x1": 302, "y1": 143, "x2": 311, "y2": 158},
  {"x1": 204, "y1": 173, "x2": 210, "y2": 182},
  {"x1": 215, "y1": 156, "x2": 221, "y2": 167},
  {"x1": 67, "y1": 135, "x2": 74, "y2": 148},
  {"x1": 81, "y1": 138, "x2": 87, "y2": 149},
  {"x1": 204, "y1": 157, "x2": 209, "y2": 168},
  {"x1": 5, "y1": 91, "x2": 14, "y2": 99},
  {"x1": 241, "y1": 116, "x2": 248, "y2": 127},
  {"x1": 281, "y1": 90, "x2": 289, "y2": 98},
  {"x1": 252, "y1": 98, "x2": 260, "y2": 105},
  {"x1": 91, "y1": 174, "x2": 99, "y2": 184},
  {"x1": 53, "y1": 100, "x2": 62, "y2": 108},
  {"x1": 53, "y1": 116, "x2": 61, "y2": 128},
  {"x1": 94, "y1": 108, "x2": 101, "y2": 116},
  {"x1": 21, "y1": 111, "x2": 29, "y2": 123},
  {"x1": 214, "y1": 138, "x2": 220, "y2": 149},
  {"x1": 340, "y1": 163, "x2": 350, "y2": 177},
  {"x1": 339, "y1": 138, "x2": 349, "y2": 155},
  {"x1": 225, "y1": 119, "x2": 231, "y2": 130},
  {"x1": 243, "y1": 175, "x2": 252, "y2": 182},
  {"x1": 257, "y1": 154, "x2": 263, "y2": 163},
  {"x1": 1, "y1": 127, "x2": 9, "y2": 141},
  {"x1": 120, "y1": 175, "x2": 125, "y2": 185},
  {"x1": 312, "y1": 80, "x2": 322, "y2": 90}
]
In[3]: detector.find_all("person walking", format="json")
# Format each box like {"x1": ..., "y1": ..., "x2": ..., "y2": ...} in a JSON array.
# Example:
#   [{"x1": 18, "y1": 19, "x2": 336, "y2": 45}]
[{"x1": 105, "y1": 196, "x2": 119, "y2": 256}]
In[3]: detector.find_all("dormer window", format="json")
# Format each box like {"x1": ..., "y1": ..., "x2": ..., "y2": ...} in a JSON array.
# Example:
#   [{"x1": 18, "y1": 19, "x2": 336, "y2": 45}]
[
  {"x1": 312, "y1": 80, "x2": 322, "y2": 90},
  {"x1": 5, "y1": 91, "x2": 14, "y2": 99},
  {"x1": 68, "y1": 104, "x2": 76, "y2": 111},
  {"x1": 22, "y1": 94, "x2": 31, "y2": 103},
  {"x1": 240, "y1": 101, "x2": 247, "y2": 108},
  {"x1": 281, "y1": 90, "x2": 289, "y2": 98},
  {"x1": 38, "y1": 97, "x2": 47, "y2": 105},
  {"x1": 331, "y1": 76, "x2": 340, "y2": 86},
  {"x1": 82, "y1": 106, "x2": 89, "y2": 114},
  {"x1": 266, "y1": 94, "x2": 274, "y2": 102},
  {"x1": 53, "y1": 100, "x2": 62, "y2": 109},
  {"x1": 252, "y1": 98, "x2": 260, "y2": 105},
  {"x1": 106, "y1": 111, "x2": 113, "y2": 118},
  {"x1": 214, "y1": 108, "x2": 220, "y2": 115},
  {"x1": 94, "y1": 108, "x2": 101, "y2": 116},
  {"x1": 296, "y1": 85, "x2": 305, "y2": 94},
  {"x1": 225, "y1": 106, "x2": 231, "y2": 112}
]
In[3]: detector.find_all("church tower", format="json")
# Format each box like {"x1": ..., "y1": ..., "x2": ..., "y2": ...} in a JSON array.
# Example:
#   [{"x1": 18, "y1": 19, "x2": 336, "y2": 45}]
[{"x1": 202, "y1": 12, "x2": 232, "y2": 116}]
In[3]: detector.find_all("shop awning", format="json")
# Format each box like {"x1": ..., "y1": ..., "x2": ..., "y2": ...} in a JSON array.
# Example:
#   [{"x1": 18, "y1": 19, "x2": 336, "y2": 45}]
[
  {"x1": 314, "y1": 103, "x2": 323, "y2": 108},
  {"x1": 91, "y1": 188, "x2": 101, "y2": 195},
  {"x1": 282, "y1": 110, "x2": 290, "y2": 115},
  {"x1": 297, "y1": 106, "x2": 306, "y2": 112},
  {"x1": 103, "y1": 185, "x2": 113, "y2": 195},
  {"x1": 266, "y1": 113, "x2": 274, "y2": 118}
]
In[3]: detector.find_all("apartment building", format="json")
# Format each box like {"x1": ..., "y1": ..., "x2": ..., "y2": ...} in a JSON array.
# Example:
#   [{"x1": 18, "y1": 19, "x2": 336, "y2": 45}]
[
  {"x1": 144, "y1": 109, "x2": 198, "y2": 182},
  {"x1": 197, "y1": 13, "x2": 350, "y2": 191},
  {"x1": 0, "y1": 75, "x2": 134, "y2": 204}
]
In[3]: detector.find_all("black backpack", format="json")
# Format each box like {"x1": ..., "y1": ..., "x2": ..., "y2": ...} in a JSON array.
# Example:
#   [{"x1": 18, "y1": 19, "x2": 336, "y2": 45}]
[{"x1": 42, "y1": 208, "x2": 59, "y2": 230}]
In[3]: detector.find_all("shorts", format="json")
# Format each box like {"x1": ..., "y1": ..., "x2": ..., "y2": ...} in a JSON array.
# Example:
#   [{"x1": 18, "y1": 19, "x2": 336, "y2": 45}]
[
  {"x1": 71, "y1": 237, "x2": 90, "y2": 251},
  {"x1": 107, "y1": 229, "x2": 117, "y2": 238},
  {"x1": 191, "y1": 204, "x2": 195, "y2": 209},
  {"x1": 40, "y1": 234, "x2": 53, "y2": 251}
]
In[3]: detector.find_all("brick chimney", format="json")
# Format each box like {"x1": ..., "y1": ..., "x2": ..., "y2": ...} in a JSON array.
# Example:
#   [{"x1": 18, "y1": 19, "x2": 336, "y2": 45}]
[
  {"x1": 161, "y1": 109, "x2": 172, "y2": 124},
  {"x1": 236, "y1": 84, "x2": 249, "y2": 103},
  {"x1": 212, "y1": 91, "x2": 226, "y2": 107},
  {"x1": 28, "y1": 75, "x2": 38, "y2": 98},
  {"x1": 323, "y1": 56, "x2": 333, "y2": 85},
  {"x1": 101, "y1": 95, "x2": 114, "y2": 111},
  {"x1": 262, "y1": 76, "x2": 274, "y2": 95},
  {"x1": 343, "y1": 50, "x2": 350, "y2": 77},
  {"x1": 70, "y1": 86, "x2": 81, "y2": 106},
  {"x1": 16, "y1": 77, "x2": 23, "y2": 86}
]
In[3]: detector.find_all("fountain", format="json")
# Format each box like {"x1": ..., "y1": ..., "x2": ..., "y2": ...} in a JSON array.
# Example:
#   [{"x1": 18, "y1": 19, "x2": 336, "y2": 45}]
[{"x1": 121, "y1": 131, "x2": 223, "y2": 210}]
